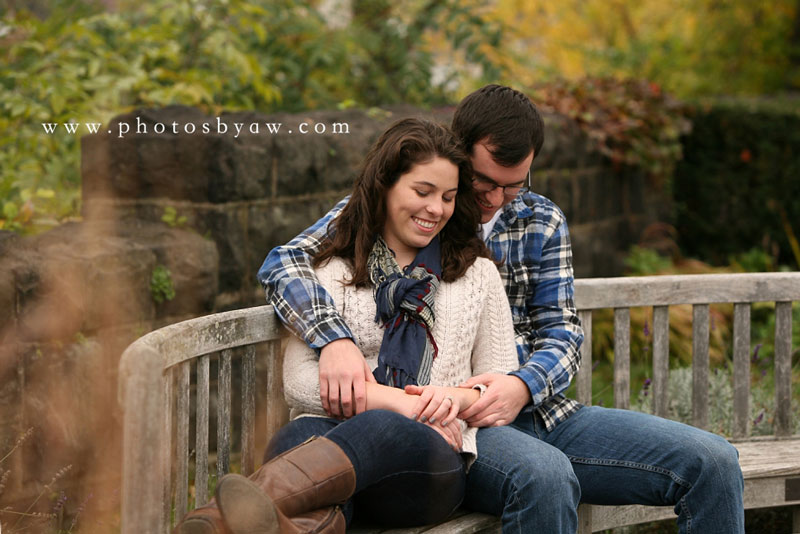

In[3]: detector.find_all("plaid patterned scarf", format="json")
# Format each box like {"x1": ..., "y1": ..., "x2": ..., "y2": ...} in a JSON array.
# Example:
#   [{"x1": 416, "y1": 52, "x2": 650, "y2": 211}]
[{"x1": 367, "y1": 235, "x2": 441, "y2": 388}]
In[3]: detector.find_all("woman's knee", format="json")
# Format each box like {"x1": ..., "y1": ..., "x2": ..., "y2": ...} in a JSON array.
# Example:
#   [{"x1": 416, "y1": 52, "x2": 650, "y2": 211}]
[
  {"x1": 332, "y1": 409, "x2": 446, "y2": 450},
  {"x1": 263, "y1": 417, "x2": 338, "y2": 462}
]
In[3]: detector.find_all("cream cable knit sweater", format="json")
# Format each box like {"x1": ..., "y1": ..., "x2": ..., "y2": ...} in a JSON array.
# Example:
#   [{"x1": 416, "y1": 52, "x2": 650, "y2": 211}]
[{"x1": 283, "y1": 256, "x2": 519, "y2": 462}]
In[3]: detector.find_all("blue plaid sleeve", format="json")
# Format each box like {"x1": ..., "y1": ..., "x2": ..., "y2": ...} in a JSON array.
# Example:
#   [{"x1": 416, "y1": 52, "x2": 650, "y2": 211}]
[
  {"x1": 506, "y1": 201, "x2": 584, "y2": 407},
  {"x1": 257, "y1": 197, "x2": 354, "y2": 349}
]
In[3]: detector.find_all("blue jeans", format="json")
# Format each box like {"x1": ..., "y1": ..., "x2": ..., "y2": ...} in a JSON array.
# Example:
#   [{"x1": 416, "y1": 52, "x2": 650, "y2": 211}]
[
  {"x1": 265, "y1": 409, "x2": 466, "y2": 527},
  {"x1": 465, "y1": 405, "x2": 745, "y2": 534}
]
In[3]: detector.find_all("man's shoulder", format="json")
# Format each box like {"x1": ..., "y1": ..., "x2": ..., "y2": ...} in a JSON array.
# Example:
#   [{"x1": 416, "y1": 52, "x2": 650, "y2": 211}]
[
  {"x1": 504, "y1": 191, "x2": 568, "y2": 227},
  {"x1": 517, "y1": 191, "x2": 565, "y2": 214}
]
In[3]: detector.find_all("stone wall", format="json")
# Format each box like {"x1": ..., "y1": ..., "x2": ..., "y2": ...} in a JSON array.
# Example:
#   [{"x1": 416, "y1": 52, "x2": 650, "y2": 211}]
[{"x1": 81, "y1": 105, "x2": 670, "y2": 308}]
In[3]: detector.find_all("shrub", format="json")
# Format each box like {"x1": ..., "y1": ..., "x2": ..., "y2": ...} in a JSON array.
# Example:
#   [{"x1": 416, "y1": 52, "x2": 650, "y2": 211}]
[{"x1": 674, "y1": 103, "x2": 800, "y2": 269}]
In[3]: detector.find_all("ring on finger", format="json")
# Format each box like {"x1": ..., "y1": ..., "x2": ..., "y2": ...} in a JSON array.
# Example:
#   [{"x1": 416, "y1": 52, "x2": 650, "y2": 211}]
[{"x1": 445, "y1": 395, "x2": 454, "y2": 404}]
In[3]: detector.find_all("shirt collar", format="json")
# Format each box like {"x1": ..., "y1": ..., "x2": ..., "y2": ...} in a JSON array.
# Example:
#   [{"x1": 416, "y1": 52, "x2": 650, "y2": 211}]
[{"x1": 485, "y1": 192, "x2": 535, "y2": 239}]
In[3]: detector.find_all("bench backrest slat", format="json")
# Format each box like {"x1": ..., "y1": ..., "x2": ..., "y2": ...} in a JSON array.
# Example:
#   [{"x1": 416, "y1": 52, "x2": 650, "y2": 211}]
[
  {"x1": 652, "y1": 305, "x2": 670, "y2": 418},
  {"x1": 574, "y1": 272, "x2": 800, "y2": 309},
  {"x1": 162, "y1": 367, "x2": 174, "y2": 534},
  {"x1": 265, "y1": 342, "x2": 289, "y2": 448},
  {"x1": 176, "y1": 361, "x2": 191, "y2": 517},
  {"x1": 775, "y1": 301, "x2": 794, "y2": 437},
  {"x1": 196, "y1": 355, "x2": 211, "y2": 506},
  {"x1": 732, "y1": 303, "x2": 751, "y2": 439},
  {"x1": 576, "y1": 310, "x2": 593, "y2": 405},
  {"x1": 613, "y1": 308, "x2": 631, "y2": 410},
  {"x1": 242, "y1": 345, "x2": 257, "y2": 477},
  {"x1": 692, "y1": 304, "x2": 711, "y2": 430},
  {"x1": 218, "y1": 349, "x2": 233, "y2": 477}
]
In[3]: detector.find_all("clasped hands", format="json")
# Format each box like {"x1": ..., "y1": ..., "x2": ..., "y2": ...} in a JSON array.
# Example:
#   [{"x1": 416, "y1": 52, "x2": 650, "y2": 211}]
[{"x1": 319, "y1": 339, "x2": 530, "y2": 451}]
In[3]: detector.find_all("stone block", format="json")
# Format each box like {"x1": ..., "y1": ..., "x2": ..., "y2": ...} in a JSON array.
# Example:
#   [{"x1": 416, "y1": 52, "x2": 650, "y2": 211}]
[
  {"x1": 191, "y1": 207, "x2": 250, "y2": 294},
  {"x1": 5, "y1": 221, "x2": 220, "y2": 342},
  {"x1": 246, "y1": 194, "x2": 344, "y2": 283},
  {"x1": 210, "y1": 140, "x2": 272, "y2": 202}
]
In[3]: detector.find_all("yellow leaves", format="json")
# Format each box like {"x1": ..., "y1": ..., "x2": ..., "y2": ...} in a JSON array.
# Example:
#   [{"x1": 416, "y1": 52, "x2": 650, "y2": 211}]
[
  {"x1": 147, "y1": 82, "x2": 214, "y2": 107},
  {"x1": 35, "y1": 188, "x2": 56, "y2": 199},
  {"x1": 491, "y1": 0, "x2": 798, "y2": 98}
]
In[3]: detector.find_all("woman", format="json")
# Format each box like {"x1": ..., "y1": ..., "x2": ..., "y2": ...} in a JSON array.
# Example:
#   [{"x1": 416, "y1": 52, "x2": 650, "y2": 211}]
[{"x1": 176, "y1": 118, "x2": 518, "y2": 534}]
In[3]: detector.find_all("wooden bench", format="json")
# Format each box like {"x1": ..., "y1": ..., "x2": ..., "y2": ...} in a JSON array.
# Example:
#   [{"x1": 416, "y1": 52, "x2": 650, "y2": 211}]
[{"x1": 118, "y1": 272, "x2": 800, "y2": 533}]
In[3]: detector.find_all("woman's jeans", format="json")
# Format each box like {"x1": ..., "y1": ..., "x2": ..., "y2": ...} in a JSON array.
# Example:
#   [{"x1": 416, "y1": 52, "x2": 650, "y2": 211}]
[
  {"x1": 265, "y1": 409, "x2": 466, "y2": 527},
  {"x1": 463, "y1": 405, "x2": 745, "y2": 534}
]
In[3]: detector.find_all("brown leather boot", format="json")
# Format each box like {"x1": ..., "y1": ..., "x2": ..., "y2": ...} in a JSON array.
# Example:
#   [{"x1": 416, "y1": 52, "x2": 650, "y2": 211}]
[
  {"x1": 216, "y1": 436, "x2": 355, "y2": 534},
  {"x1": 174, "y1": 501, "x2": 230, "y2": 534},
  {"x1": 290, "y1": 507, "x2": 345, "y2": 534}
]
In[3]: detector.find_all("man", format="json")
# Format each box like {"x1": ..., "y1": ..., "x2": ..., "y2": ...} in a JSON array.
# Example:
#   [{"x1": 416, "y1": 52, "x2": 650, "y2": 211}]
[{"x1": 258, "y1": 84, "x2": 744, "y2": 533}]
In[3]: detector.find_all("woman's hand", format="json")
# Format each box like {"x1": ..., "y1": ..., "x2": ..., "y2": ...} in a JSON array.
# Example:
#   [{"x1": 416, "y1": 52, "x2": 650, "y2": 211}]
[
  {"x1": 404, "y1": 385, "x2": 460, "y2": 427},
  {"x1": 423, "y1": 417, "x2": 463, "y2": 452}
]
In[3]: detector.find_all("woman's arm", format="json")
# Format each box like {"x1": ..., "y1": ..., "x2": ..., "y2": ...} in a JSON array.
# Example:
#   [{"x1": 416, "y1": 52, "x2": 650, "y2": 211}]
[
  {"x1": 366, "y1": 382, "x2": 467, "y2": 451},
  {"x1": 368, "y1": 383, "x2": 479, "y2": 420}
]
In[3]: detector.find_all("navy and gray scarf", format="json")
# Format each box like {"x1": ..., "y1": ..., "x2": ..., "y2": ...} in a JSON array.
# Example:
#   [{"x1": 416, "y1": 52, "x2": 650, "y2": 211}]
[{"x1": 367, "y1": 235, "x2": 441, "y2": 388}]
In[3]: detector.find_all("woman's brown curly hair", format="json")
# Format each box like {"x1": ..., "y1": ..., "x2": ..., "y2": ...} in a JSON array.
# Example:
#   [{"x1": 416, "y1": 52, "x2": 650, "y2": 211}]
[{"x1": 313, "y1": 117, "x2": 488, "y2": 285}]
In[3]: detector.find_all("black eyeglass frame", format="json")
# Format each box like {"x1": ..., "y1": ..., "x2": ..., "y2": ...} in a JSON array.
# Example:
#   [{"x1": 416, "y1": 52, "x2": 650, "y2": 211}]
[{"x1": 471, "y1": 169, "x2": 531, "y2": 197}]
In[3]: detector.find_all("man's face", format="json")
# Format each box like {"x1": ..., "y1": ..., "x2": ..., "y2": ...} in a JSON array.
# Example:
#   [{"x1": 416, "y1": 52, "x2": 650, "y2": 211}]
[{"x1": 470, "y1": 141, "x2": 534, "y2": 223}]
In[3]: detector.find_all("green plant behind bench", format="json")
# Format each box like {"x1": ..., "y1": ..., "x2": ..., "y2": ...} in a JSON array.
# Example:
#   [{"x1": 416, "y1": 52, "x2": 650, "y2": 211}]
[{"x1": 150, "y1": 264, "x2": 175, "y2": 304}]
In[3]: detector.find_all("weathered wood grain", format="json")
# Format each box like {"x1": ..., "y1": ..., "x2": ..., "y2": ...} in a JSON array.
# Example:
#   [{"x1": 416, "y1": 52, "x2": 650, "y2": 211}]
[
  {"x1": 732, "y1": 303, "x2": 751, "y2": 439},
  {"x1": 577, "y1": 310, "x2": 593, "y2": 405},
  {"x1": 161, "y1": 367, "x2": 173, "y2": 534},
  {"x1": 574, "y1": 272, "x2": 800, "y2": 309},
  {"x1": 195, "y1": 355, "x2": 209, "y2": 506},
  {"x1": 652, "y1": 306, "x2": 670, "y2": 418},
  {"x1": 127, "y1": 306, "x2": 283, "y2": 371},
  {"x1": 578, "y1": 505, "x2": 592, "y2": 534},
  {"x1": 614, "y1": 308, "x2": 631, "y2": 410},
  {"x1": 734, "y1": 438, "x2": 800, "y2": 478},
  {"x1": 265, "y1": 341, "x2": 288, "y2": 446},
  {"x1": 218, "y1": 349, "x2": 232, "y2": 477},
  {"x1": 119, "y1": 344, "x2": 168, "y2": 534},
  {"x1": 775, "y1": 302, "x2": 793, "y2": 437},
  {"x1": 176, "y1": 361, "x2": 190, "y2": 517},
  {"x1": 242, "y1": 345, "x2": 256, "y2": 476},
  {"x1": 692, "y1": 304, "x2": 710, "y2": 430}
]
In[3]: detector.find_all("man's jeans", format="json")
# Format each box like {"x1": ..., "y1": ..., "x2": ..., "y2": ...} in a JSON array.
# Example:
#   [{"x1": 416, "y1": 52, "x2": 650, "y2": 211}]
[
  {"x1": 464, "y1": 405, "x2": 745, "y2": 534},
  {"x1": 265, "y1": 409, "x2": 466, "y2": 527}
]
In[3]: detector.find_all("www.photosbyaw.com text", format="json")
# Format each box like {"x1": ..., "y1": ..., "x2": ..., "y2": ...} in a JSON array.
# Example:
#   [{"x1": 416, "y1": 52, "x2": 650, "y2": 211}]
[{"x1": 41, "y1": 116, "x2": 351, "y2": 139}]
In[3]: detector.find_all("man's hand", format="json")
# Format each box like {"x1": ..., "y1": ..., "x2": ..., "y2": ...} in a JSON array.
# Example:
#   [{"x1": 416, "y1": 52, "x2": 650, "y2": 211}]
[
  {"x1": 319, "y1": 339, "x2": 376, "y2": 418},
  {"x1": 458, "y1": 373, "x2": 531, "y2": 427}
]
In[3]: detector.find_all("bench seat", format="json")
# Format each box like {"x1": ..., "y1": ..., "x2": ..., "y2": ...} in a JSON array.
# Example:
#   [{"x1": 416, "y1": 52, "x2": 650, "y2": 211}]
[{"x1": 347, "y1": 437, "x2": 800, "y2": 533}]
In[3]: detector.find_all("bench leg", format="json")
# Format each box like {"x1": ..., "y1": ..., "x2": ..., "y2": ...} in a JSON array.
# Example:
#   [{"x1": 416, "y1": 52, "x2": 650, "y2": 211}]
[{"x1": 577, "y1": 504, "x2": 592, "y2": 534}]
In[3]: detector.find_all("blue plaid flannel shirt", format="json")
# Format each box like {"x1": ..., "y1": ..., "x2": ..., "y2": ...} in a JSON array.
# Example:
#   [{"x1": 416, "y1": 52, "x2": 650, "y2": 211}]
[{"x1": 257, "y1": 191, "x2": 584, "y2": 431}]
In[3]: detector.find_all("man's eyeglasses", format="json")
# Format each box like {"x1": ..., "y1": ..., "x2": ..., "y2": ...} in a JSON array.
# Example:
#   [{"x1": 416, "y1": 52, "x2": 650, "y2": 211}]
[{"x1": 472, "y1": 170, "x2": 531, "y2": 198}]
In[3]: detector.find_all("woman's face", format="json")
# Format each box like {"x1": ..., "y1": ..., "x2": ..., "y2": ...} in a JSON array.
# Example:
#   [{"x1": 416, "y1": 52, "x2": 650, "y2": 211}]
[{"x1": 382, "y1": 156, "x2": 459, "y2": 266}]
